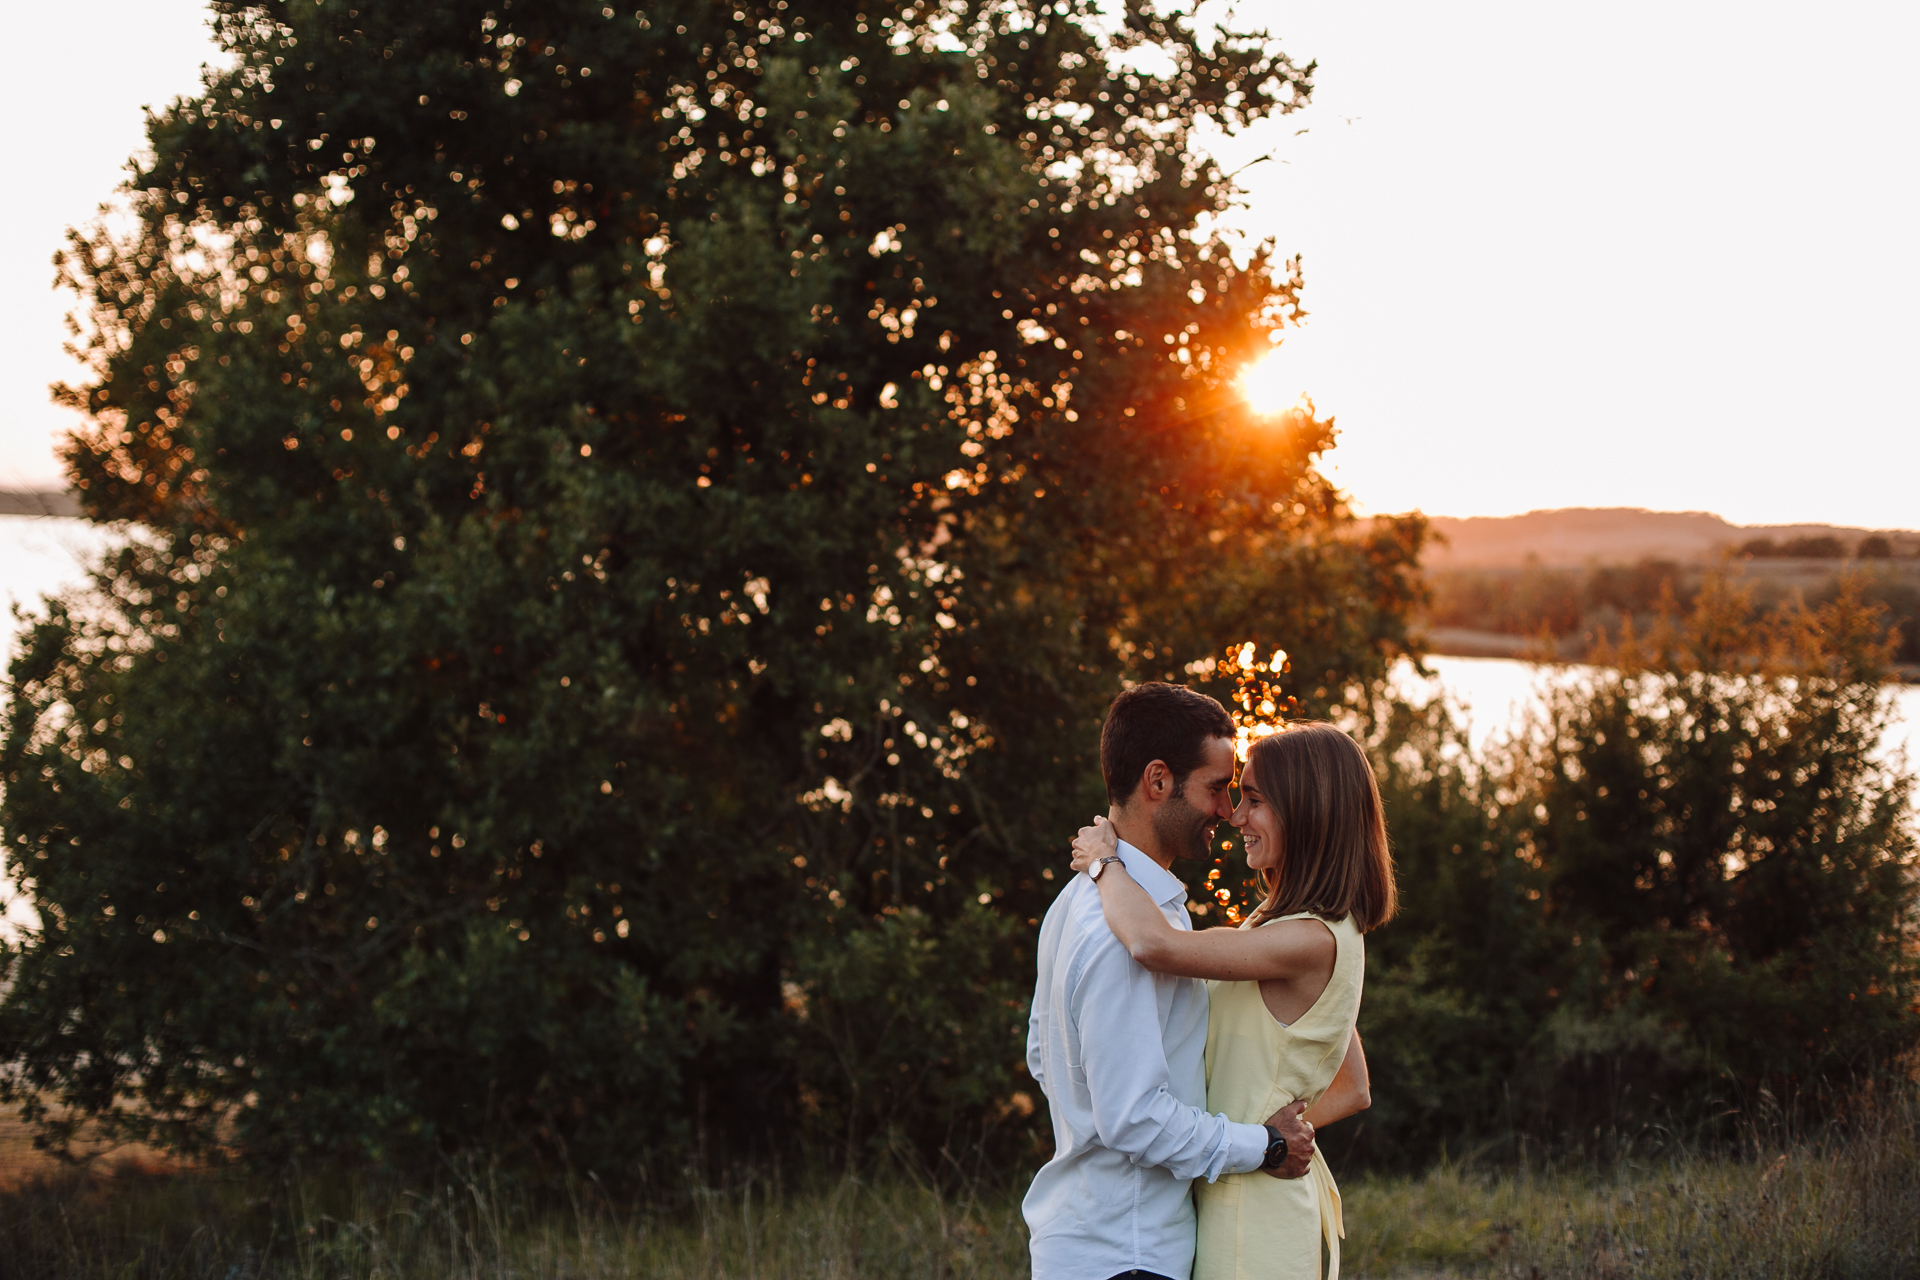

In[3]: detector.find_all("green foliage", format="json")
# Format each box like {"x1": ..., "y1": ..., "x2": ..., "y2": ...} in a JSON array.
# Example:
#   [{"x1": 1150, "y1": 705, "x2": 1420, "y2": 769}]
[
  {"x1": 1352, "y1": 579, "x2": 1920, "y2": 1166},
  {"x1": 2, "y1": 0, "x2": 1425, "y2": 1174}
]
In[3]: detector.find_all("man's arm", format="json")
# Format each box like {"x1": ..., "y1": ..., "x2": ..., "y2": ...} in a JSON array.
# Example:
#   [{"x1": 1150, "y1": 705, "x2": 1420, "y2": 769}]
[
  {"x1": 1073, "y1": 938, "x2": 1272, "y2": 1182},
  {"x1": 1026, "y1": 1002, "x2": 1046, "y2": 1089}
]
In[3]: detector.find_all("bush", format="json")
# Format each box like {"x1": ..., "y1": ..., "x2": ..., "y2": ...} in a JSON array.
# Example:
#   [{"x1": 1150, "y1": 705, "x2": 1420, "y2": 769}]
[
  {"x1": 1814, "y1": 571, "x2": 1919, "y2": 665},
  {"x1": 1348, "y1": 577, "x2": 1920, "y2": 1169}
]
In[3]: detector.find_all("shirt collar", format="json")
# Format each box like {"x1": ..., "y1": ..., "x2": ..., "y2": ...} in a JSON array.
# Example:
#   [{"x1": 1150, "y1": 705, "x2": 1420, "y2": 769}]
[{"x1": 1115, "y1": 838, "x2": 1187, "y2": 908}]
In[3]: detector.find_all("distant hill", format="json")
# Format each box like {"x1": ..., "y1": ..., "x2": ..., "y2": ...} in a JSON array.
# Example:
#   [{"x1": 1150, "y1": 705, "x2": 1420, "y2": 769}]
[
  {"x1": 8, "y1": 489, "x2": 1916, "y2": 572},
  {"x1": 0, "y1": 490, "x2": 81, "y2": 518},
  {"x1": 1421, "y1": 508, "x2": 1920, "y2": 569}
]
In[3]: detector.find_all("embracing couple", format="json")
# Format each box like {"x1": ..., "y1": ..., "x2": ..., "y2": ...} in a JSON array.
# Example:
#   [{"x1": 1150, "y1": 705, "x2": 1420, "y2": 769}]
[{"x1": 1024, "y1": 682, "x2": 1398, "y2": 1280}]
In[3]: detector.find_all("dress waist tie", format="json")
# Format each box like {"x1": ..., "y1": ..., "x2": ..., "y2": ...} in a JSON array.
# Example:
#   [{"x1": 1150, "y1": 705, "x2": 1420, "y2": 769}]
[{"x1": 1307, "y1": 1144, "x2": 1345, "y2": 1280}]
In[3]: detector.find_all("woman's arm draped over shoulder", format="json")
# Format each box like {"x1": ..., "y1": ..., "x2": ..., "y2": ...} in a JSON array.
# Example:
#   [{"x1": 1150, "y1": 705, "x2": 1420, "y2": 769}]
[
  {"x1": 1067, "y1": 818, "x2": 1335, "y2": 984},
  {"x1": 1074, "y1": 831, "x2": 1185, "y2": 958}
]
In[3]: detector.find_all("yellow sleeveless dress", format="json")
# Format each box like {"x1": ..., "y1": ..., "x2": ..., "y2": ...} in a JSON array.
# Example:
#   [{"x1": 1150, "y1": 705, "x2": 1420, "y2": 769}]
[{"x1": 1194, "y1": 912, "x2": 1364, "y2": 1280}]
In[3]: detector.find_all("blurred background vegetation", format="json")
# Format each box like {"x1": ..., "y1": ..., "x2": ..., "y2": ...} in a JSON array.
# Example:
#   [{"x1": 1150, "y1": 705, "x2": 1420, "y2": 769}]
[
  {"x1": 1349, "y1": 578, "x2": 1917, "y2": 1171},
  {"x1": 1, "y1": 3, "x2": 1915, "y2": 1272},
  {"x1": 1426, "y1": 556, "x2": 1920, "y2": 668}
]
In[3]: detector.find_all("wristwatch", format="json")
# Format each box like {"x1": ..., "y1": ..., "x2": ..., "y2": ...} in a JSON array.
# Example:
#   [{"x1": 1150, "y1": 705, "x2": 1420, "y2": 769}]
[
  {"x1": 1089, "y1": 855, "x2": 1123, "y2": 881},
  {"x1": 1260, "y1": 1123, "x2": 1289, "y2": 1171}
]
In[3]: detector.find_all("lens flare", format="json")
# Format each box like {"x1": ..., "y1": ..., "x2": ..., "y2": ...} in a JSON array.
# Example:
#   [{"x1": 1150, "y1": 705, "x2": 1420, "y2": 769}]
[{"x1": 1239, "y1": 349, "x2": 1297, "y2": 417}]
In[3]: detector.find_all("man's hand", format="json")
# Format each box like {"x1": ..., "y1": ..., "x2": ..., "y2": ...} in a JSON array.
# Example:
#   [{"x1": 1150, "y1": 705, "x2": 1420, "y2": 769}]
[{"x1": 1261, "y1": 1099, "x2": 1314, "y2": 1179}]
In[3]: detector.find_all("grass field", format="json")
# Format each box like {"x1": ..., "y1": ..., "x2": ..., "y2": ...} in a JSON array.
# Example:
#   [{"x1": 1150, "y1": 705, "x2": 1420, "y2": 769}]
[{"x1": 1, "y1": 1094, "x2": 1914, "y2": 1279}]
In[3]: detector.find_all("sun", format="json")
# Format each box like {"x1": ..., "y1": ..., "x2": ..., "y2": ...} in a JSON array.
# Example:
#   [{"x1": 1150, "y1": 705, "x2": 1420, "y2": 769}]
[{"x1": 1239, "y1": 349, "x2": 1296, "y2": 417}]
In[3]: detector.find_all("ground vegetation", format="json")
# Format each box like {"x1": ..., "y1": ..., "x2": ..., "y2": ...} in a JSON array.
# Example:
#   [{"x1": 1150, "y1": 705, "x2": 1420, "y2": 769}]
[{"x1": 1, "y1": 1086, "x2": 1915, "y2": 1278}]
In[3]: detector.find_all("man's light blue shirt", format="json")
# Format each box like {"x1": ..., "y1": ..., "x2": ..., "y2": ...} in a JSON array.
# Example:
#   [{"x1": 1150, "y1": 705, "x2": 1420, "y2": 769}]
[{"x1": 1023, "y1": 839, "x2": 1269, "y2": 1280}]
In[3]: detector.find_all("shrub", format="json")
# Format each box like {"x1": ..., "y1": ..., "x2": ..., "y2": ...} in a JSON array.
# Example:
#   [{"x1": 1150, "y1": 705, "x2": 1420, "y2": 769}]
[{"x1": 1351, "y1": 577, "x2": 1919, "y2": 1168}]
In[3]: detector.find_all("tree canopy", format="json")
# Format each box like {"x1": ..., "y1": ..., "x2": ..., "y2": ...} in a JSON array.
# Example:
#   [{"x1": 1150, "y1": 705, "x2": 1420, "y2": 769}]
[{"x1": 3, "y1": 0, "x2": 1423, "y2": 1172}]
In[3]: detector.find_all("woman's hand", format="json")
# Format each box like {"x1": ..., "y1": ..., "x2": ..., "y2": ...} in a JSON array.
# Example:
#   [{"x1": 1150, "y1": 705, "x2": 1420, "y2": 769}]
[
  {"x1": 1303, "y1": 1029, "x2": 1370, "y2": 1129},
  {"x1": 1069, "y1": 814, "x2": 1119, "y2": 874}
]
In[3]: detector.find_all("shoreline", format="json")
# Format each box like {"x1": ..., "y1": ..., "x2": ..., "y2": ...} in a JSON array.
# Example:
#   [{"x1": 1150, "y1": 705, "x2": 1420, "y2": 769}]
[{"x1": 1422, "y1": 628, "x2": 1920, "y2": 685}]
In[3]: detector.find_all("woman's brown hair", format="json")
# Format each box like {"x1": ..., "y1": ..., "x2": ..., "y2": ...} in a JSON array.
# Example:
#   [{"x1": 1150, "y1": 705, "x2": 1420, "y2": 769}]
[{"x1": 1241, "y1": 722, "x2": 1398, "y2": 932}]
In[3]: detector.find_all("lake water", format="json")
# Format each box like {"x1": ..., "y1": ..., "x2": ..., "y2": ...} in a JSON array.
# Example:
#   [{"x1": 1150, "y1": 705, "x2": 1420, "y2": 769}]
[
  {"x1": 4, "y1": 512, "x2": 1916, "y2": 767},
  {"x1": 0, "y1": 515, "x2": 122, "y2": 662},
  {"x1": 1407, "y1": 654, "x2": 1919, "y2": 775}
]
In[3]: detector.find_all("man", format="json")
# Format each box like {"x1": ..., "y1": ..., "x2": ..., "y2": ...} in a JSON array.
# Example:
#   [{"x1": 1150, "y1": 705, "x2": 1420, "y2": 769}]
[{"x1": 1025, "y1": 682, "x2": 1315, "y2": 1280}]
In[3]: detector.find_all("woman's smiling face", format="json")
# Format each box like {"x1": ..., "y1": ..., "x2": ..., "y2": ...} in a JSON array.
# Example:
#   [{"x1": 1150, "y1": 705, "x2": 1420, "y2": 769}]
[{"x1": 1230, "y1": 767, "x2": 1282, "y2": 871}]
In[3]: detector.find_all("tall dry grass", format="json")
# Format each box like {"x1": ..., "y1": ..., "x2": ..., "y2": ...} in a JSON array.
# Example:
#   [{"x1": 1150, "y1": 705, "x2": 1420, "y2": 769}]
[
  {"x1": 1346, "y1": 1088, "x2": 1920, "y2": 1278},
  {"x1": 0, "y1": 1088, "x2": 1913, "y2": 1279},
  {"x1": 0, "y1": 1156, "x2": 1029, "y2": 1280}
]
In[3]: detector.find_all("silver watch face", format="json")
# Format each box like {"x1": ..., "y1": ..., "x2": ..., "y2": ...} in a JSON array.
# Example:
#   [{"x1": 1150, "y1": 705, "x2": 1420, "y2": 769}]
[{"x1": 1089, "y1": 858, "x2": 1105, "y2": 880}]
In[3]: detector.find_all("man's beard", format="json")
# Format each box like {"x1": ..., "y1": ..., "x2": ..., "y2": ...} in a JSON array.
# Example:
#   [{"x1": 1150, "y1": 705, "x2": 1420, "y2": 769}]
[{"x1": 1151, "y1": 791, "x2": 1215, "y2": 862}]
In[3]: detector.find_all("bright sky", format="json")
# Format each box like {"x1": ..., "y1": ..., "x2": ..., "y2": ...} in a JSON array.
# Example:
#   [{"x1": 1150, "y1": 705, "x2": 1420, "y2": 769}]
[{"x1": 4, "y1": 1, "x2": 1916, "y2": 526}]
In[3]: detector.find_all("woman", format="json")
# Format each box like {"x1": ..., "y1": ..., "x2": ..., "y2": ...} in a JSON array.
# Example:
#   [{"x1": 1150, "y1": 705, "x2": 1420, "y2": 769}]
[{"x1": 1069, "y1": 721, "x2": 1397, "y2": 1280}]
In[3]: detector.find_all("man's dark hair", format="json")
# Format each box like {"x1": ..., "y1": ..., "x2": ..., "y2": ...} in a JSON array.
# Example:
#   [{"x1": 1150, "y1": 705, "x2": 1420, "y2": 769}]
[{"x1": 1100, "y1": 682, "x2": 1236, "y2": 806}]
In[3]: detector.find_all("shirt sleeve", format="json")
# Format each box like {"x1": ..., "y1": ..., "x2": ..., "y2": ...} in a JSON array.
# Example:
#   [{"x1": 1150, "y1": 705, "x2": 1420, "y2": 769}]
[
  {"x1": 1026, "y1": 1001, "x2": 1046, "y2": 1088},
  {"x1": 1070, "y1": 937, "x2": 1270, "y2": 1181}
]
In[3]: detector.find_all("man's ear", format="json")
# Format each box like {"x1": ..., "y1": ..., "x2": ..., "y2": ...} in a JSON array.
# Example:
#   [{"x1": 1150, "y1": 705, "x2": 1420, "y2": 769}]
[{"x1": 1140, "y1": 760, "x2": 1171, "y2": 804}]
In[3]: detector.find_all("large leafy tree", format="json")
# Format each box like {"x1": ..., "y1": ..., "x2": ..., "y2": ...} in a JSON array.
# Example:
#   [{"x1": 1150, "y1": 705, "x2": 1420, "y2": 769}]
[{"x1": 3, "y1": 0, "x2": 1423, "y2": 1171}]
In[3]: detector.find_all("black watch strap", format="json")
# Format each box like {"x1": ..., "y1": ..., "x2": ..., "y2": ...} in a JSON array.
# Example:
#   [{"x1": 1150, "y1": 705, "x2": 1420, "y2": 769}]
[{"x1": 1260, "y1": 1123, "x2": 1288, "y2": 1170}]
